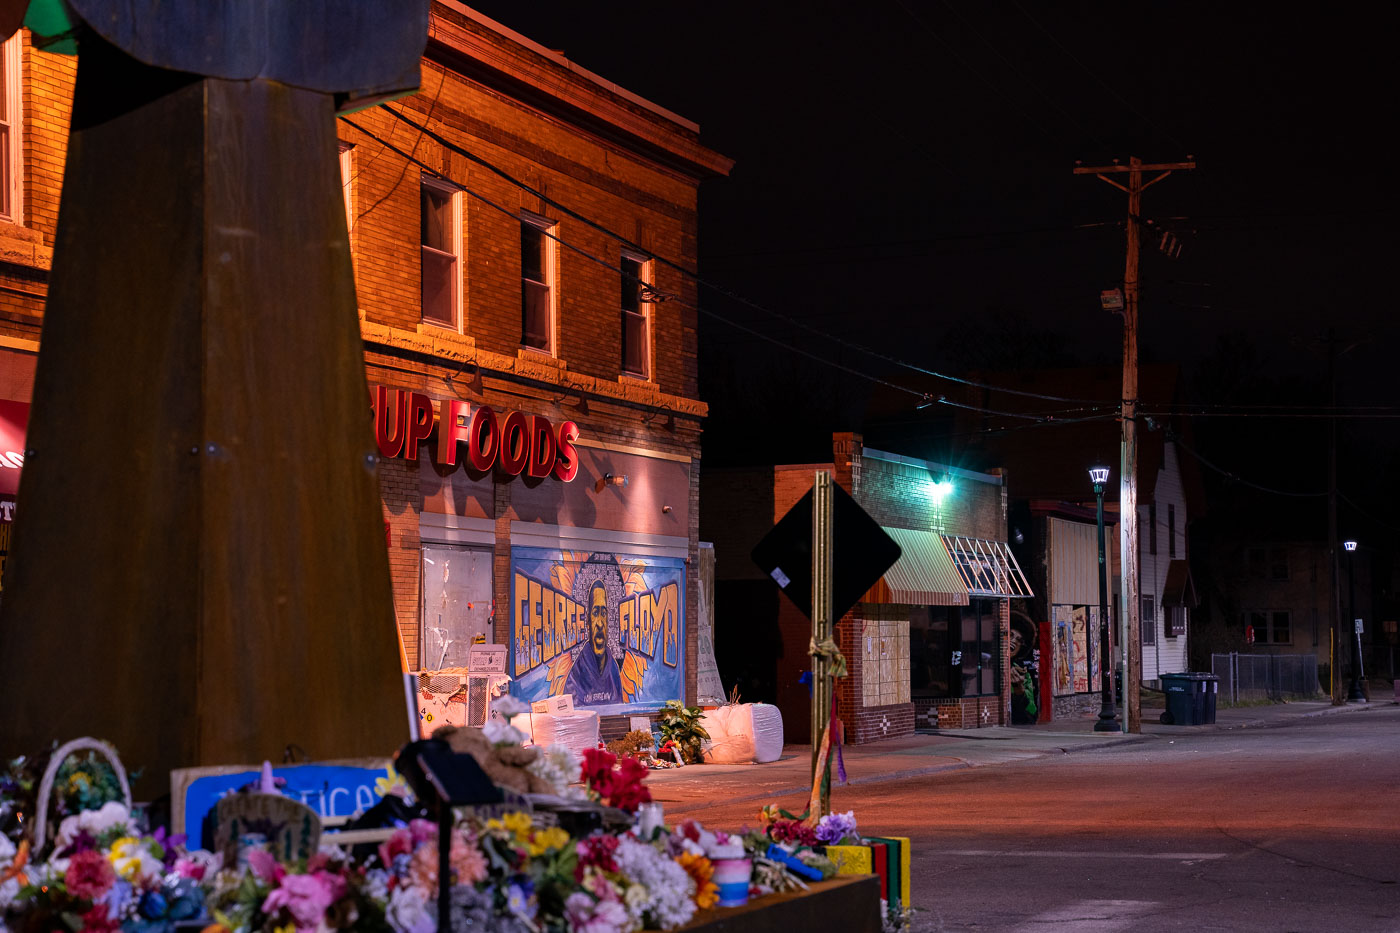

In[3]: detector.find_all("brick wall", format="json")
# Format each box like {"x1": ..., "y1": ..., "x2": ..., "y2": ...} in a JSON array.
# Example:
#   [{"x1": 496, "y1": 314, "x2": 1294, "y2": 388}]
[{"x1": 6, "y1": 9, "x2": 727, "y2": 726}]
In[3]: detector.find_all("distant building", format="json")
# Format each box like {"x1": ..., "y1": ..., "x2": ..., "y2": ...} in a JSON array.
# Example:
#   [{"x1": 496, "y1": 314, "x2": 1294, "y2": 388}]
[{"x1": 704, "y1": 433, "x2": 1029, "y2": 743}]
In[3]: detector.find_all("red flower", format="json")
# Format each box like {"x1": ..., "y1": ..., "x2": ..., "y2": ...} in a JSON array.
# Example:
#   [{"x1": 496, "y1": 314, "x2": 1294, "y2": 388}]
[
  {"x1": 79, "y1": 905, "x2": 122, "y2": 932},
  {"x1": 575, "y1": 833, "x2": 621, "y2": 880},
  {"x1": 581, "y1": 747, "x2": 653, "y2": 810},
  {"x1": 64, "y1": 850, "x2": 116, "y2": 901}
]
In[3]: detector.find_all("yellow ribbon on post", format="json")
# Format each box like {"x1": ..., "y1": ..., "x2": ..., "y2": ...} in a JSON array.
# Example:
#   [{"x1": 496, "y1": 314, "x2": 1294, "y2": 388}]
[{"x1": 808, "y1": 636, "x2": 848, "y2": 680}]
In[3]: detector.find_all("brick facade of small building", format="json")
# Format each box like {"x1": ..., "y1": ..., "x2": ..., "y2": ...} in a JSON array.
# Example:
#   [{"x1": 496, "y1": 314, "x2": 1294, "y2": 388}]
[
  {"x1": 0, "y1": 7, "x2": 731, "y2": 737},
  {"x1": 703, "y1": 432, "x2": 1021, "y2": 745}
]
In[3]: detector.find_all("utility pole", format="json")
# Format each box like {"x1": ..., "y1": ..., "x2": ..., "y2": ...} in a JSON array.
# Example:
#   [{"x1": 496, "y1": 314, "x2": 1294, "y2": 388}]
[
  {"x1": 1327, "y1": 329, "x2": 1342, "y2": 705},
  {"x1": 1074, "y1": 156, "x2": 1194, "y2": 733}
]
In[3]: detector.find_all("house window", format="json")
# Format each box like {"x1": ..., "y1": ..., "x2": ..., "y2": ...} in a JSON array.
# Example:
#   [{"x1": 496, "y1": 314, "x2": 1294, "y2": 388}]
[
  {"x1": 521, "y1": 213, "x2": 556, "y2": 352},
  {"x1": 420, "y1": 543, "x2": 493, "y2": 670},
  {"x1": 1165, "y1": 606, "x2": 1186, "y2": 638},
  {"x1": 620, "y1": 250, "x2": 652, "y2": 377},
  {"x1": 1148, "y1": 504, "x2": 1157, "y2": 556},
  {"x1": 1246, "y1": 610, "x2": 1292, "y2": 646},
  {"x1": 1141, "y1": 595, "x2": 1156, "y2": 645},
  {"x1": 0, "y1": 32, "x2": 22, "y2": 224},
  {"x1": 421, "y1": 175, "x2": 462, "y2": 329},
  {"x1": 1167, "y1": 504, "x2": 1176, "y2": 558},
  {"x1": 1269, "y1": 547, "x2": 1288, "y2": 581},
  {"x1": 910, "y1": 598, "x2": 1000, "y2": 698}
]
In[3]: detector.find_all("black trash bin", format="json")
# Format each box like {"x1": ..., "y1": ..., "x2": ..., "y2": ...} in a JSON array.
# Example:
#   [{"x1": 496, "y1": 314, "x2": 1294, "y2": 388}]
[
  {"x1": 1159, "y1": 672, "x2": 1196, "y2": 725},
  {"x1": 1201, "y1": 673, "x2": 1218, "y2": 724}
]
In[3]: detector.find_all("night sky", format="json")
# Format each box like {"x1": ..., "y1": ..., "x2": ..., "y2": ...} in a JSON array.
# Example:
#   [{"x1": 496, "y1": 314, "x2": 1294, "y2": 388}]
[{"x1": 463, "y1": 3, "x2": 1398, "y2": 524}]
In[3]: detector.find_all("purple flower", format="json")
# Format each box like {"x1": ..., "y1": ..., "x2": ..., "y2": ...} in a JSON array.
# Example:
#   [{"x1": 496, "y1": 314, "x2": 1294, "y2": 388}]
[{"x1": 814, "y1": 810, "x2": 859, "y2": 845}]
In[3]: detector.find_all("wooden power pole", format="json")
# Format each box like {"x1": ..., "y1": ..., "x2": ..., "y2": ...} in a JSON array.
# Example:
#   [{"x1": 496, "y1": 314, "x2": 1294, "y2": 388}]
[{"x1": 1074, "y1": 156, "x2": 1194, "y2": 733}]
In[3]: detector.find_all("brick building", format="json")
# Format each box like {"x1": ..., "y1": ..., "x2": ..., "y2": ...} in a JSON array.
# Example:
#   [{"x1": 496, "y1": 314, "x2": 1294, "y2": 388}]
[
  {"x1": 0, "y1": 4, "x2": 731, "y2": 738},
  {"x1": 703, "y1": 433, "x2": 1029, "y2": 744}
]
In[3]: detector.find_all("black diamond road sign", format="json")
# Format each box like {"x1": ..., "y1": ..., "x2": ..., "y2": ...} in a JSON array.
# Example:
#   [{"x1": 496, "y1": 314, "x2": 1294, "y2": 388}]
[{"x1": 751, "y1": 480, "x2": 901, "y2": 621}]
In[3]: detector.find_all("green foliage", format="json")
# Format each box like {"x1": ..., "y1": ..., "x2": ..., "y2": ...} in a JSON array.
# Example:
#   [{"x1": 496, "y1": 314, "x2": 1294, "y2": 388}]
[
  {"x1": 605, "y1": 730, "x2": 655, "y2": 759},
  {"x1": 658, "y1": 700, "x2": 709, "y2": 765}
]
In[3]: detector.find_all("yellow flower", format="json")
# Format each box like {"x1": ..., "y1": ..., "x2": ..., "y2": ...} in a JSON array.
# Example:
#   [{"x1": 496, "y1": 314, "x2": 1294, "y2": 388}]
[
  {"x1": 487, "y1": 811, "x2": 534, "y2": 843},
  {"x1": 108, "y1": 836, "x2": 156, "y2": 881},
  {"x1": 528, "y1": 826, "x2": 571, "y2": 855},
  {"x1": 677, "y1": 851, "x2": 719, "y2": 910}
]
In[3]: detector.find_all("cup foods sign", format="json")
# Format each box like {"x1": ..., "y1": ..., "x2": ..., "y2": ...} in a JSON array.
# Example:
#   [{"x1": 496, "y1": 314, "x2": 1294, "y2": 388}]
[{"x1": 371, "y1": 386, "x2": 580, "y2": 481}]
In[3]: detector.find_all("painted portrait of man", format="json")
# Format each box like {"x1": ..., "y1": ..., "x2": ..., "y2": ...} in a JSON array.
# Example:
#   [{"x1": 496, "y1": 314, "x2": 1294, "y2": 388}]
[{"x1": 562, "y1": 556, "x2": 626, "y2": 706}]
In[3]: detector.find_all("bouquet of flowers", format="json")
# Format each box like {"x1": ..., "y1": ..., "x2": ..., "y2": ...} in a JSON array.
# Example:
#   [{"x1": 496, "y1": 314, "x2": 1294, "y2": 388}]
[{"x1": 579, "y1": 749, "x2": 652, "y2": 812}]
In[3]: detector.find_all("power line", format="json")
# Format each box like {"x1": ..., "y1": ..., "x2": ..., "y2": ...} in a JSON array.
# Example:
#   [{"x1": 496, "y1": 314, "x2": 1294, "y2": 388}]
[
  {"x1": 1169, "y1": 432, "x2": 1327, "y2": 498},
  {"x1": 379, "y1": 104, "x2": 1111, "y2": 406}
]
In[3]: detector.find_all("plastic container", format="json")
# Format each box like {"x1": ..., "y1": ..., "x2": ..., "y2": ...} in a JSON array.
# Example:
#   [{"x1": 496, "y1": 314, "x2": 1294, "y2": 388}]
[{"x1": 712, "y1": 857, "x2": 752, "y2": 907}]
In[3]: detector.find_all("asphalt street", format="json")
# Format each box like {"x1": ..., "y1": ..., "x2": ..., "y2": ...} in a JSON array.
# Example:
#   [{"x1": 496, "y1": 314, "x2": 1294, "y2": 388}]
[{"x1": 665, "y1": 706, "x2": 1400, "y2": 932}]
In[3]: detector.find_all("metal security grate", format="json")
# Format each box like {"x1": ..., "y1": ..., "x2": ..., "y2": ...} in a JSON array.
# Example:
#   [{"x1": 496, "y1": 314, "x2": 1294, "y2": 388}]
[{"x1": 940, "y1": 535, "x2": 1034, "y2": 598}]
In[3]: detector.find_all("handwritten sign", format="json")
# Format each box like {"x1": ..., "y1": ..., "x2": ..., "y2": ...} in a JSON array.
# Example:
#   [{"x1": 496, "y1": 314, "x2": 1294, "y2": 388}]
[
  {"x1": 212, "y1": 793, "x2": 321, "y2": 863},
  {"x1": 172, "y1": 758, "x2": 398, "y2": 849},
  {"x1": 468, "y1": 644, "x2": 508, "y2": 674}
]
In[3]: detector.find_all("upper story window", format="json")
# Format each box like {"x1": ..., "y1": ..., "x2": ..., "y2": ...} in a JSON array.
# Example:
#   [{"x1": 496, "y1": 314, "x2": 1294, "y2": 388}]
[
  {"x1": 1167, "y1": 504, "x2": 1177, "y2": 558},
  {"x1": 620, "y1": 250, "x2": 652, "y2": 378},
  {"x1": 1, "y1": 32, "x2": 22, "y2": 224},
  {"x1": 421, "y1": 175, "x2": 462, "y2": 329},
  {"x1": 1148, "y1": 503, "x2": 1157, "y2": 556},
  {"x1": 521, "y1": 213, "x2": 555, "y2": 353}
]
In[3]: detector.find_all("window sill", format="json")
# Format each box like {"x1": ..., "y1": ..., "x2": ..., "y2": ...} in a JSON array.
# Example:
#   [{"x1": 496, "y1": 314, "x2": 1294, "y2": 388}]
[
  {"x1": 517, "y1": 346, "x2": 564, "y2": 368},
  {"x1": 619, "y1": 371, "x2": 656, "y2": 387},
  {"x1": 0, "y1": 222, "x2": 51, "y2": 272},
  {"x1": 417, "y1": 321, "x2": 474, "y2": 346}
]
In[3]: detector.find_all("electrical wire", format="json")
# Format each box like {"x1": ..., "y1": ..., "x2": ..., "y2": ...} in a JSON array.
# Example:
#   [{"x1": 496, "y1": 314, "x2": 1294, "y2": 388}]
[
  {"x1": 341, "y1": 116, "x2": 930, "y2": 402},
  {"x1": 379, "y1": 103, "x2": 1112, "y2": 406},
  {"x1": 1167, "y1": 432, "x2": 1327, "y2": 498}
]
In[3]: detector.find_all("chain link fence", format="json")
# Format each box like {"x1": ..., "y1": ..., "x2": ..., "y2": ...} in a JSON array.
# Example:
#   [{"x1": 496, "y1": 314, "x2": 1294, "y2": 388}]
[{"x1": 1211, "y1": 653, "x2": 1322, "y2": 704}]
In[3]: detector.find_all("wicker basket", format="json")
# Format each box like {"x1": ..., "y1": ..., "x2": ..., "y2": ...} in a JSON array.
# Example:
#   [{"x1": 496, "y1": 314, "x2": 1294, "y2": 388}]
[{"x1": 32, "y1": 737, "x2": 133, "y2": 856}]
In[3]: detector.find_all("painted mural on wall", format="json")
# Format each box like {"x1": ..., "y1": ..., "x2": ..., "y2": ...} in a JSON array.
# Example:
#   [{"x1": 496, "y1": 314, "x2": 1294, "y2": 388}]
[
  {"x1": 1009, "y1": 613, "x2": 1039, "y2": 724},
  {"x1": 510, "y1": 547, "x2": 684, "y2": 715},
  {"x1": 1052, "y1": 604, "x2": 1102, "y2": 697}
]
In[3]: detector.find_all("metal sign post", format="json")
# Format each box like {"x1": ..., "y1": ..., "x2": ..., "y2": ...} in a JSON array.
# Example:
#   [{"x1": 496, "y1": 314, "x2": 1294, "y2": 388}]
[{"x1": 811, "y1": 471, "x2": 834, "y2": 817}]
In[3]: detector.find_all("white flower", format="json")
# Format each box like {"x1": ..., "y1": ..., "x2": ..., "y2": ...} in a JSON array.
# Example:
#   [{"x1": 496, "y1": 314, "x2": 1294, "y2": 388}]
[
  {"x1": 614, "y1": 837, "x2": 696, "y2": 930},
  {"x1": 526, "y1": 743, "x2": 581, "y2": 797},
  {"x1": 623, "y1": 883, "x2": 650, "y2": 911},
  {"x1": 482, "y1": 716, "x2": 527, "y2": 746},
  {"x1": 386, "y1": 884, "x2": 437, "y2": 933},
  {"x1": 492, "y1": 694, "x2": 529, "y2": 717},
  {"x1": 55, "y1": 801, "x2": 137, "y2": 850},
  {"x1": 0, "y1": 875, "x2": 20, "y2": 914},
  {"x1": 0, "y1": 833, "x2": 14, "y2": 861}
]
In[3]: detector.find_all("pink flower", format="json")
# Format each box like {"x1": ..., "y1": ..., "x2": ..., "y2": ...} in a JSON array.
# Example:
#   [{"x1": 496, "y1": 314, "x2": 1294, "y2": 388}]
[
  {"x1": 565, "y1": 891, "x2": 631, "y2": 933},
  {"x1": 378, "y1": 827, "x2": 414, "y2": 869},
  {"x1": 246, "y1": 847, "x2": 286, "y2": 884},
  {"x1": 408, "y1": 819, "x2": 437, "y2": 845},
  {"x1": 262, "y1": 871, "x2": 344, "y2": 930},
  {"x1": 406, "y1": 833, "x2": 487, "y2": 891},
  {"x1": 64, "y1": 850, "x2": 116, "y2": 900}
]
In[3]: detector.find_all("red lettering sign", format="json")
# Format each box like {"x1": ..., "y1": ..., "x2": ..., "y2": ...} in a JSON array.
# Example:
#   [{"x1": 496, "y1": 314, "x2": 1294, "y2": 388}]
[{"x1": 370, "y1": 387, "x2": 580, "y2": 482}]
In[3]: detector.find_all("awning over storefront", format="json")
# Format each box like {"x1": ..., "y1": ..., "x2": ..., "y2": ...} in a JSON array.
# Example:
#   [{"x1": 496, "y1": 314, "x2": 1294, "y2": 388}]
[
  {"x1": 1162, "y1": 559, "x2": 1198, "y2": 608},
  {"x1": 862, "y1": 526, "x2": 970, "y2": 606},
  {"x1": 941, "y1": 534, "x2": 1034, "y2": 598}
]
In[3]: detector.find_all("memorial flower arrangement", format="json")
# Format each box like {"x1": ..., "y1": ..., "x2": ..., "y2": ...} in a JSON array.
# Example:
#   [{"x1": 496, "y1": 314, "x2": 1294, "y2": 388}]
[{"x1": 1, "y1": 741, "x2": 855, "y2": 933}]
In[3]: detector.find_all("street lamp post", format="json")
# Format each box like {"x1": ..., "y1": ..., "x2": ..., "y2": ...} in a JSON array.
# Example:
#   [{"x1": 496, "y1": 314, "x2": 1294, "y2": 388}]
[
  {"x1": 1090, "y1": 466, "x2": 1121, "y2": 731},
  {"x1": 1344, "y1": 540, "x2": 1366, "y2": 702}
]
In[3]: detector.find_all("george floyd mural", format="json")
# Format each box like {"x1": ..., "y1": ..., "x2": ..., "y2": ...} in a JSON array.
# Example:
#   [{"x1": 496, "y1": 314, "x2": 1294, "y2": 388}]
[{"x1": 510, "y1": 549, "x2": 684, "y2": 715}]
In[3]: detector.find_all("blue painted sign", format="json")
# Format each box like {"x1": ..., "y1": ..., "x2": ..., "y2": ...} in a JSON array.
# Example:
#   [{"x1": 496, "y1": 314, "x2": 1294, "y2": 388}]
[
  {"x1": 510, "y1": 548, "x2": 685, "y2": 716},
  {"x1": 178, "y1": 760, "x2": 401, "y2": 848}
]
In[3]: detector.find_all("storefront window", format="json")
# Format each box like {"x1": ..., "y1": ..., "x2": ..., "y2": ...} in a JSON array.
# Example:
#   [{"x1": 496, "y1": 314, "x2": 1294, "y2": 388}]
[
  {"x1": 420, "y1": 543, "x2": 493, "y2": 670},
  {"x1": 911, "y1": 598, "x2": 1000, "y2": 698}
]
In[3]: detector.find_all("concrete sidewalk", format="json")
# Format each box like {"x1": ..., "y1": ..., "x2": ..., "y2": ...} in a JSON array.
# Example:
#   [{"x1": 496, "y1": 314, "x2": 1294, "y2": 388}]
[{"x1": 645, "y1": 696, "x2": 1392, "y2": 816}]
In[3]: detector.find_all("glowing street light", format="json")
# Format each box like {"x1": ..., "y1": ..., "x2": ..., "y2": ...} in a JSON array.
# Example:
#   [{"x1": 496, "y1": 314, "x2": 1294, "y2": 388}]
[
  {"x1": 1343, "y1": 540, "x2": 1366, "y2": 702},
  {"x1": 1090, "y1": 466, "x2": 1120, "y2": 731}
]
